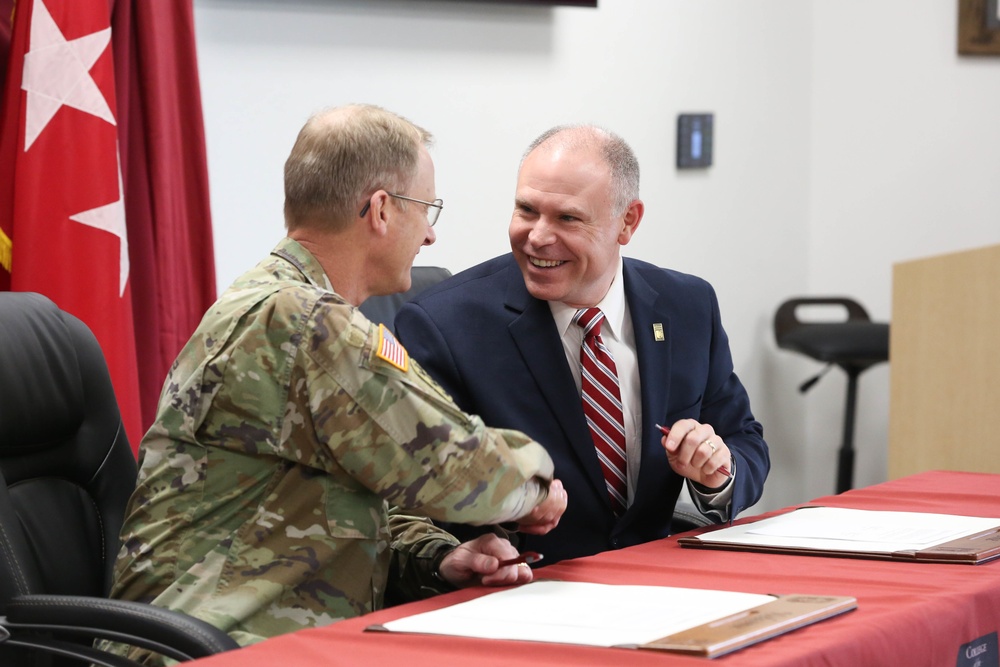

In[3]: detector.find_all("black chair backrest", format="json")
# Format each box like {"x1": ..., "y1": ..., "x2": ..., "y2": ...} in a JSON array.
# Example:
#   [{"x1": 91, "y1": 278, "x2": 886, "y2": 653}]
[
  {"x1": 774, "y1": 296, "x2": 889, "y2": 370},
  {"x1": 0, "y1": 292, "x2": 137, "y2": 601},
  {"x1": 359, "y1": 266, "x2": 452, "y2": 333}
]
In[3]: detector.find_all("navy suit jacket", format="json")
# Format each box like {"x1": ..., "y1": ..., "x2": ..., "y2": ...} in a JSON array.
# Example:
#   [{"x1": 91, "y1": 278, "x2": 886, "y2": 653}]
[{"x1": 395, "y1": 254, "x2": 769, "y2": 564}]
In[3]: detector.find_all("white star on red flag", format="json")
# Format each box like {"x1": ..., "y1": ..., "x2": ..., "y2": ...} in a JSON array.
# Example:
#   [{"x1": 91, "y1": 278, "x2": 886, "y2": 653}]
[
  {"x1": 22, "y1": 0, "x2": 116, "y2": 150},
  {"x1": 21, "y1": 0, "x2": 128, "y2": 294},
  {"x1": 69, "y1": 154, "x2": 129, "y2": 296}
]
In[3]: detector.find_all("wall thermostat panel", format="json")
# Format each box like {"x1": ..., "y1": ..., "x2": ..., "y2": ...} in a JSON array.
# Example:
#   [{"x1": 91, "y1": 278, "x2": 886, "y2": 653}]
[{"x1": 677, "y1": 113, "x2": 714, "y2": 169}]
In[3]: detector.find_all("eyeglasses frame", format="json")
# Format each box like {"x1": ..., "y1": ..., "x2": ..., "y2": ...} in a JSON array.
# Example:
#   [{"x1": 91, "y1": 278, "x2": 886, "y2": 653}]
[{"x1": 359, "y1": 192, "x2": 444, "y2": 227}]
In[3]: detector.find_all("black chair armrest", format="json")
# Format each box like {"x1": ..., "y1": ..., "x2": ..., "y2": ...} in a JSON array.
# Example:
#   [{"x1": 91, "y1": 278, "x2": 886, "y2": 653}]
[
  {"x1": 5, "y1": 594, "x2": 239, "y2": 662},
  {"x1": 671, "y1": 501, "x2": 716, "y2": 533},
  {"x1": 0, "y1": 632, "x2": 141, "y2": 667}
]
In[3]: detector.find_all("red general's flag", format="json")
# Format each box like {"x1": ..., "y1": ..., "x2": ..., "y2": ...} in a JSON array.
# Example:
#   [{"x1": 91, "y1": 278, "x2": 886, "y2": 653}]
[{"x1": 0, "y1": 0, "x2": 142, "y2": 450}]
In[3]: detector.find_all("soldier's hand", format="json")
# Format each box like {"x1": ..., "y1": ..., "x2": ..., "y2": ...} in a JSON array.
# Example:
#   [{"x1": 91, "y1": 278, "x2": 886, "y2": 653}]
[
  {"x1": 437, "y1": 534, "x2": 534, "y2": 588},
  {"x1": 516, "y1": 478, "x2": 567, "y2": 535}
]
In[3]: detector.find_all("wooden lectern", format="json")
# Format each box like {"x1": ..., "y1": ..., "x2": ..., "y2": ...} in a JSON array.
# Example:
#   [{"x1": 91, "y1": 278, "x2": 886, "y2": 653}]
[{"x1": 888, "y1": 244, "x2": 1000, "y2": 479}]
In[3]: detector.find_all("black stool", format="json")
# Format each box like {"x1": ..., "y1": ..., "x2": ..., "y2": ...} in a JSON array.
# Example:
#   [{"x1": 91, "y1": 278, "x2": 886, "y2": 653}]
[{"x1": 774, "y1": 297, "x2": 889, "y2": 493}]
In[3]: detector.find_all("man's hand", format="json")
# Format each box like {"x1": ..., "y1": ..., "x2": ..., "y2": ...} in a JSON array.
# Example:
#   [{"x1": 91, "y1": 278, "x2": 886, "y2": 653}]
[
  {"x1": 661, "y1": 419, "x2": 732, "y2": 489},
  {"x1": 437, "y1": 533, "x2": 535, "y2": 588},
  {"x1": 516, "y1": 479, "x2": 567, "y2": 535}
]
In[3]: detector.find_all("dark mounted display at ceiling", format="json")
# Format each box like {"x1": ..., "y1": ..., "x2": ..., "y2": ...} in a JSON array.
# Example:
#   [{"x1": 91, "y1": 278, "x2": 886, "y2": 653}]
[{"x1": 450, "y1": 0, "x2": 597, "y2": 6}]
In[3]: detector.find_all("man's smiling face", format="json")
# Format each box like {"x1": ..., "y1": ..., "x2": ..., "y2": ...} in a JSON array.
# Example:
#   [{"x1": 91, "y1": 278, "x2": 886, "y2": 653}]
[{"x1": 509, "y1": 140, "x2": 636, "y2": 308}]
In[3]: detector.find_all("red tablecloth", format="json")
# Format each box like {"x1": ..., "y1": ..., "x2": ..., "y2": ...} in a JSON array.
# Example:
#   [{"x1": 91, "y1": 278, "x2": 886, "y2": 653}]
[{"x1": 187, "y1": 471, "x2": 1000, "y2": 666}]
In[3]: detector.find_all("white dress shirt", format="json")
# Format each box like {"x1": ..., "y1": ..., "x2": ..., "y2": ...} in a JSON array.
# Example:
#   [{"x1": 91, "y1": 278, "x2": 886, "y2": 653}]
[{"x1": 549, "y1": 257, "x2": 732, "y2": 515}]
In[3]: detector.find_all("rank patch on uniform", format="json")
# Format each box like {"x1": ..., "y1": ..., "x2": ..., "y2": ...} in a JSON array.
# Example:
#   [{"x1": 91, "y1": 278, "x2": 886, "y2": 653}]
[{"x1": 376, "y1": 323, "x2": 409, "y2": 372}]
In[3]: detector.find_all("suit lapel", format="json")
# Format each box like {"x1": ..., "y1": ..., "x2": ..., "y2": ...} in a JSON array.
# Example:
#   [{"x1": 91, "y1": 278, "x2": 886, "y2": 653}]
[
  {"x1": 503, "y1": 265, "x2": 610, "y2": 504},
  {"x1": 623, "y1": 262, "x2": 677, "y2": 512}
]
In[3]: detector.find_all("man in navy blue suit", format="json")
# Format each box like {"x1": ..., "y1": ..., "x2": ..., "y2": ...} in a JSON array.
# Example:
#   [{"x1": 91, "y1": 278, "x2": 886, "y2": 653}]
[{"x1": 395, "y1": 124, "x2": 769, "y2": 565}]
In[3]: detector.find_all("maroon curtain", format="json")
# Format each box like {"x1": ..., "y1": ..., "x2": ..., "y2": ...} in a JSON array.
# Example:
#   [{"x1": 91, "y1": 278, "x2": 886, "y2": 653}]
[
  {"x1": 0, "y1": 2, "x2": 12, "y2": 104},
  {"x1": 110, "y1": 0, "x2": 217, "y2": 432}
]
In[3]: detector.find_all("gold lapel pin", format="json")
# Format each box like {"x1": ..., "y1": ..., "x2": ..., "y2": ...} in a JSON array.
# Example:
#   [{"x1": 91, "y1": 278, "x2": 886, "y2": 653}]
[{"x1": 653, "y1": 323, "x2": 665, "y2": 341}]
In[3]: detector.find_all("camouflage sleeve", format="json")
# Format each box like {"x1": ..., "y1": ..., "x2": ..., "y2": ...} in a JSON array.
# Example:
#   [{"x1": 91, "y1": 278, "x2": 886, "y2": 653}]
[
  {"x1": 384, "y1": 508, "x2": 460, "y2": 606},
  {"x1": 303, "y1": 303, "x2": 554, "y2": 526}
]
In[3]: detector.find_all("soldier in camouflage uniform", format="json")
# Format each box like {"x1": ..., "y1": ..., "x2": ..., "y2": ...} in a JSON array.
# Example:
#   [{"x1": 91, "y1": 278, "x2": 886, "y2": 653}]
[{"x1": 107, "y1": 104, "x2": 566, "y2": 662}]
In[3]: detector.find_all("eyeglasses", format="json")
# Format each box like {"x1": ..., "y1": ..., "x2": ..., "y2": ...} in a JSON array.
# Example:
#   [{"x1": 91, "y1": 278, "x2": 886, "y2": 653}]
[{"x1": 359, "y1": 193, "x2": 444, "y2": 227}]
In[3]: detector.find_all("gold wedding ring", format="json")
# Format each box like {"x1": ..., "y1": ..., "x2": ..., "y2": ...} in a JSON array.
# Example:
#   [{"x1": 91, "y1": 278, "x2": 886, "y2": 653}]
[{"x1": 702, "y1": 439, "x2": 716, "y2": 455}]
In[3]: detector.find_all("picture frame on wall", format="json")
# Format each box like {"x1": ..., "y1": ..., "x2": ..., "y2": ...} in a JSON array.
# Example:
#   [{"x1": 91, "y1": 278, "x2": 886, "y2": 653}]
[{"x1": 958, "y1": 0, "x2": 1000, "y2": 55}]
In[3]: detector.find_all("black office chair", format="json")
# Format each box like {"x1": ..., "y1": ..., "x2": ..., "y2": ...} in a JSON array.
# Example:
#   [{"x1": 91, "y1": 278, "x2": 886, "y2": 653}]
[
  {"x1": 774, "y1": 297, "x2": 890, "y2": 494},
  {"x1": 0, "y1": 292, "x2": 239, "y2": 666},
  {"x1": 359, "y1": 266, "x2": 453, "y2": 333}
]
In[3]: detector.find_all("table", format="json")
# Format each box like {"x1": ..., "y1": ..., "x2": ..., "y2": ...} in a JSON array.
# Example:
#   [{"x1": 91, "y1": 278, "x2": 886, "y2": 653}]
[{"x1": 187, "y1": 471, "x2": 1000, "y2": 666}]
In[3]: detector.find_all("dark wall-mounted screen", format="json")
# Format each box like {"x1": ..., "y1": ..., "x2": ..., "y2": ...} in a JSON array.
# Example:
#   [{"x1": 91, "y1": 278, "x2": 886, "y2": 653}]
[{"x1": 461, "y1": 0, "x2": 597, "y2": 6}]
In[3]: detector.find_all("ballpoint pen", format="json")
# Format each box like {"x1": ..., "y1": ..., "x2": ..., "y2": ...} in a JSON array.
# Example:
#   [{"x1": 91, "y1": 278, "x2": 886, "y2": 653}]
[
  {"x1": 655, "y1": 423, "x2": 732, "y2": 478},
  {"x1": 497, "y1": 551, "x2": 544, "y2": 567}
]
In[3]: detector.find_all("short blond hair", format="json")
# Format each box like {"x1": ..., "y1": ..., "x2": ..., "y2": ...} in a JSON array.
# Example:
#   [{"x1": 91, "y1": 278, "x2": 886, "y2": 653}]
[{"x1": 284, "y1": 104, "x2": 433, "y2": 231}]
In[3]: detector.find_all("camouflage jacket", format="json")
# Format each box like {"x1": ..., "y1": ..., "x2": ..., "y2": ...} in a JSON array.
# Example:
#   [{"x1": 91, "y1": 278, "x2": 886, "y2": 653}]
[{"x1": 109, "y1": 238, "x2": 554, "y2": 653}]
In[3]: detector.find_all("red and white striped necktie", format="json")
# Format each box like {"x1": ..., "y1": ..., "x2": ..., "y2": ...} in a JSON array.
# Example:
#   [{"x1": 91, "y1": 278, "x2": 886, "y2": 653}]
[{"x1": 574, "y1": 307, "x2": 628, "y2": 516}]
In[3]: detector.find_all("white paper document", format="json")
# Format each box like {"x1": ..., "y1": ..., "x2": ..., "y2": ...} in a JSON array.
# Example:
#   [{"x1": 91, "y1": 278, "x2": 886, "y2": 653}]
[
  {"x1": 693, "y1": 507, "x2": 1000, "y2": 553},
  {"x1": 379, "y1": 580, "x2": 775, "y2": 647}
]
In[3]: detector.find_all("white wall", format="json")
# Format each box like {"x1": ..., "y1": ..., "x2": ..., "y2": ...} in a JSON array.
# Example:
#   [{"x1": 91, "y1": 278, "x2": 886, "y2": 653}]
[
  {"x1": 804, "y1": 0, "x2": 1000, "y2": 499},
  {"x1": 192, "y1": 0, "x2": 1000, "y2": 513}
]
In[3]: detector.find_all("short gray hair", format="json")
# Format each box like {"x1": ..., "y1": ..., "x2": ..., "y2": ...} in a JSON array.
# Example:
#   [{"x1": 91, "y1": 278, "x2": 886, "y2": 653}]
[{"x1": 523, "y1": 125, "x2": 640, "y2": 216}]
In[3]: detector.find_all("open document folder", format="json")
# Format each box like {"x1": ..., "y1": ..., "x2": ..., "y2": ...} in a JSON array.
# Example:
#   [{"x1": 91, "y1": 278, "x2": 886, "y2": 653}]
[
  {"x1": 368, "y1": 581, "x2": 856, "y2": 659},
  {"x1": 679, "y1": 507, "x2": 1000, "y2": 564}
]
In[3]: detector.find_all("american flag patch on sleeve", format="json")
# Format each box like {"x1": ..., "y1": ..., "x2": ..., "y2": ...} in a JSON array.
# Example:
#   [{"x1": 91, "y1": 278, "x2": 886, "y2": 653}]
[{"x1": 376, "y1": 323, "x2": 409, "y2": 372}]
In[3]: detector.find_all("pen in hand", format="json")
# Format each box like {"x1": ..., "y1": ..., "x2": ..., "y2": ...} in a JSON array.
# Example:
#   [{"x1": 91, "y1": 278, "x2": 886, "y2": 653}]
[
  {"x1": 497, "y1": 551, "x2": 544, "y2": 567},
  {"x1": 655, "y1": 423, "x2": 731, "y2": 478}
]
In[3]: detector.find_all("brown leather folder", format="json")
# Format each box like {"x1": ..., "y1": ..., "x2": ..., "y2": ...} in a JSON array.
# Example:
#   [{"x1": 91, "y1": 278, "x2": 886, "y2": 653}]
[
  {"x1": 679, "y1": 507, "x2": 1000, "y2": 565},
  {"x1": 368, "y1": 582, "x2": 856, "y2": 659},
  {"x1": 636, "y1": 594, "x2": 857, "y2": 658}
]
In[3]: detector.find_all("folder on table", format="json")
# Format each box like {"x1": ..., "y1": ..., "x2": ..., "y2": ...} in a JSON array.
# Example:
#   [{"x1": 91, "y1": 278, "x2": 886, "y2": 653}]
[
  {"x1": 679, "y1": 506, "x2": 1000, "y2": 565},
  {"x1": 640, "y1": 594, "x2": 857, "y2": 658},
  {"x1": 367, "y1": 580, "x2": 857, "y2": 659}
]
